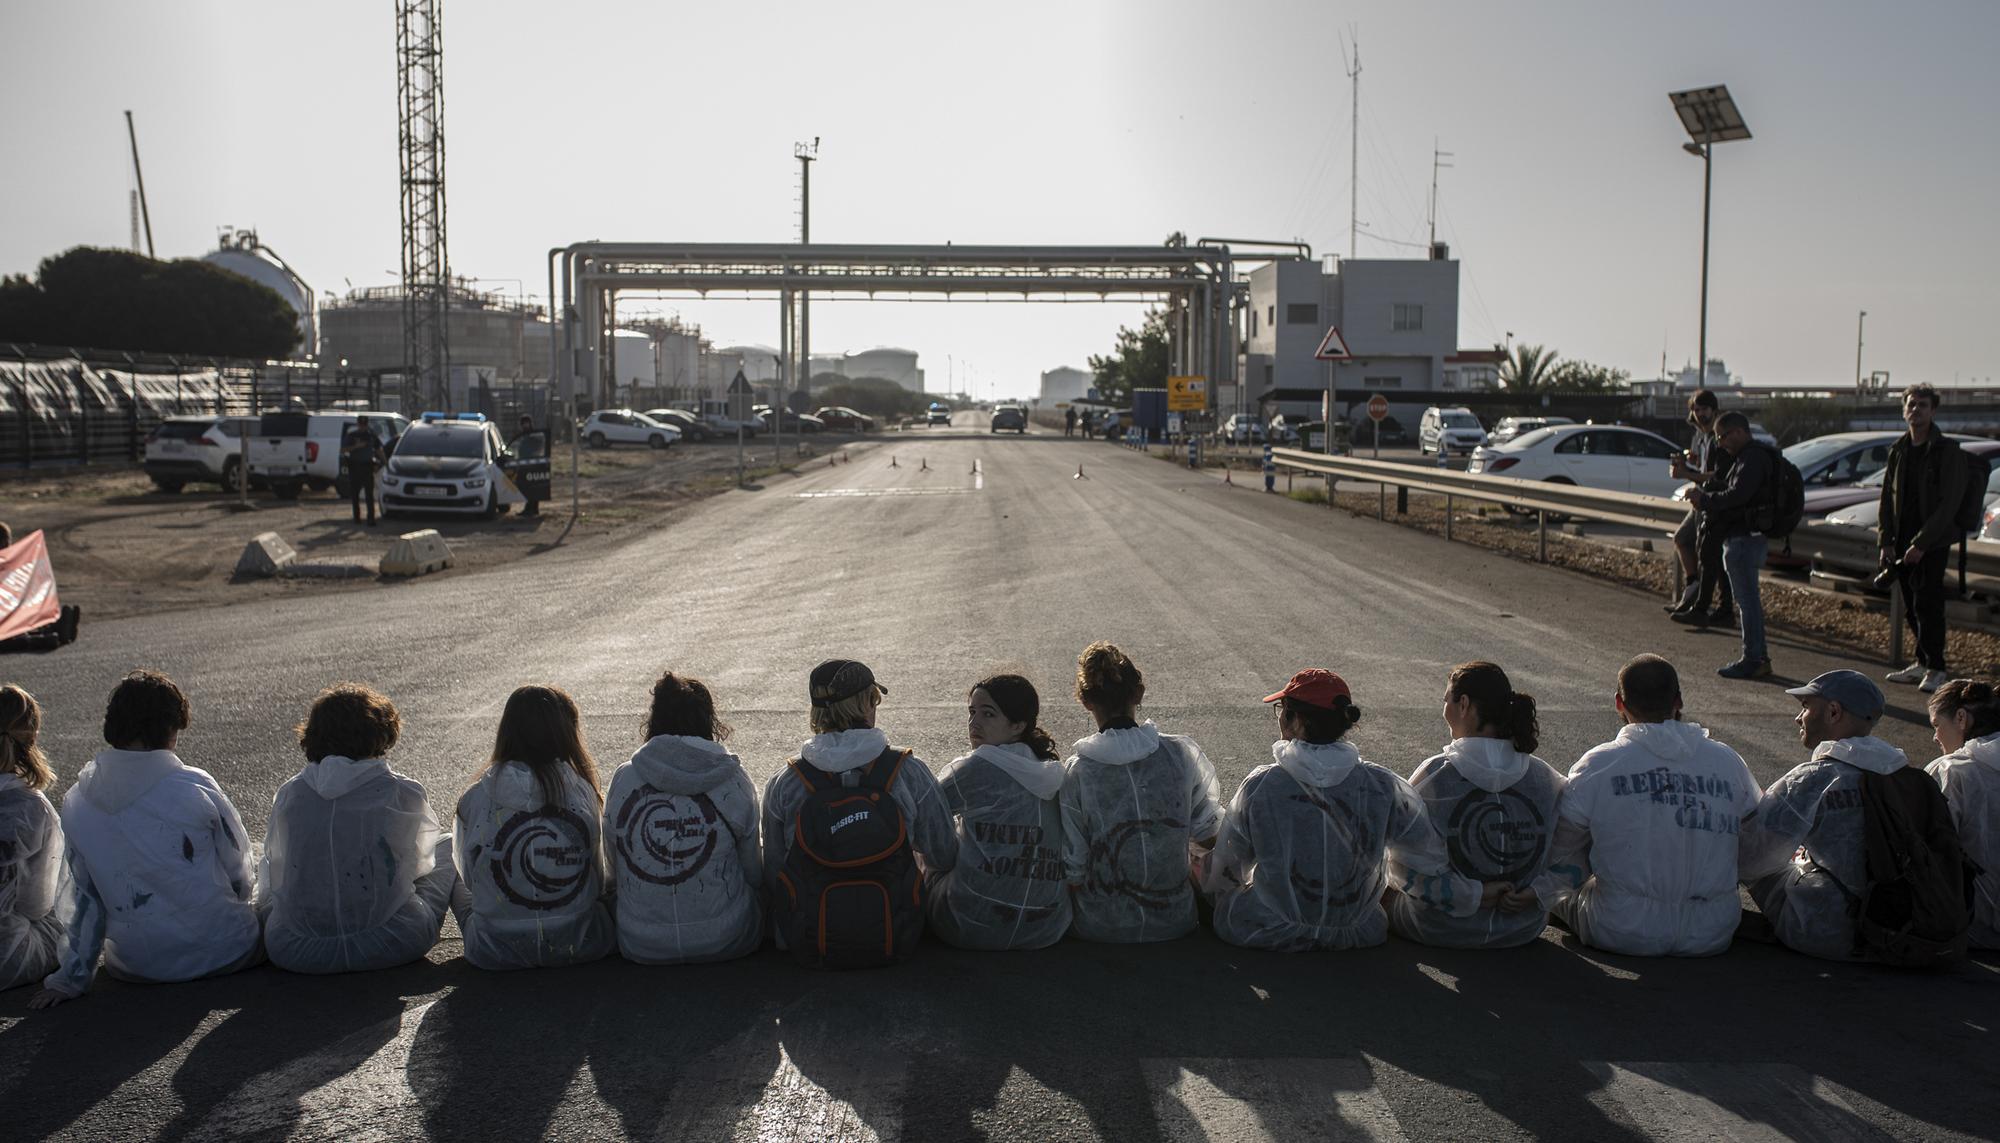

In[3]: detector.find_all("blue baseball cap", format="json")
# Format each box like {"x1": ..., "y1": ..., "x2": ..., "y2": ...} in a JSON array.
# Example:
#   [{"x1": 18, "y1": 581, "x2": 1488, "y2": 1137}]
[{"x1": 1785, "y1": 670, "x2": 1884, "y2": 720}]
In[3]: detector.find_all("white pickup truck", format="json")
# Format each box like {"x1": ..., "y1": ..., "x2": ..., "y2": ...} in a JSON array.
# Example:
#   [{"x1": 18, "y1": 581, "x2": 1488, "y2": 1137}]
[{"x1": 249, "y1": 411, "x2": 408, "y2": 499}]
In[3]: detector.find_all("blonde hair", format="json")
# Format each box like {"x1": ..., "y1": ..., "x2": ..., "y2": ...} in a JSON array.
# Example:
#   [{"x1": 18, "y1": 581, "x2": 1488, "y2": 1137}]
[
  {"x1": 0, "y1": 685, "x2": 53, "y2": 791},
  {"x1": 1075, "y1": 641, "x2": 1145, "y2": 715},
  {"x1": 810, "y1": 686, "x2": 879, "y2": 734}
]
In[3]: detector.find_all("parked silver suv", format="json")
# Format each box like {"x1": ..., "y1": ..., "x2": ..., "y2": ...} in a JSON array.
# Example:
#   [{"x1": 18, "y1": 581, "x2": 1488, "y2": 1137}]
[{"x1": 143, "y1": 415, "x2": 259, "y2": 493}]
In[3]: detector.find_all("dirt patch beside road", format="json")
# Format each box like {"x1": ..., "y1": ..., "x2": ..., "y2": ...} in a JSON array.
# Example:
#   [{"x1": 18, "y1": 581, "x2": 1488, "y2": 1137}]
[{"x1": 2, "y1": 436, "x2": 874, "y2": 622}]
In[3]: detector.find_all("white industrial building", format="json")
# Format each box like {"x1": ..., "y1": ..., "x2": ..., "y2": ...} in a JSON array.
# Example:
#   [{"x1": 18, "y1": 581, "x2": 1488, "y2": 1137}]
[{"x1": 1039, "y1": 365, "x2": 1093, "y2": 404}]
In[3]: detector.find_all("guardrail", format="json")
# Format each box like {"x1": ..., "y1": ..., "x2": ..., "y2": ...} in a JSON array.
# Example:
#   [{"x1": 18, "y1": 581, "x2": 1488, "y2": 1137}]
[{"x1": 1268, "y1": 446, "x2": 2000, "y2": 664}]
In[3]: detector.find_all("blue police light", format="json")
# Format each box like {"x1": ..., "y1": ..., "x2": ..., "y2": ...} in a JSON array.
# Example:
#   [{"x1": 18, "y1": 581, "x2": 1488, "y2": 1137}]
[{"x1": 419, "y1": 411, "x2": 488, "y2": 423}]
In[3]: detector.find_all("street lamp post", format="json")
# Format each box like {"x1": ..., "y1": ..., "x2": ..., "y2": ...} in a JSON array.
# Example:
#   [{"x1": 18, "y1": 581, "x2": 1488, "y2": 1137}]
[
  {"x1": 1669, "y1": 86, "x2": 1751, "y2": 392},
  {"x1": 1854, "y1": 310, "x2": 1867, "y2": 399}
]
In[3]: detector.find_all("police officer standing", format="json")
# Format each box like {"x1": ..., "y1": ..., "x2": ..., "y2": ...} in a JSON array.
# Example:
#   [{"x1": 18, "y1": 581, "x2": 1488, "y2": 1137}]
[
  {"x1": 342, "y1": 416, "x2": 385, "y2": 526},
  {"x1": 507, "y1": 414, "x2": 543, "y2": 517}
]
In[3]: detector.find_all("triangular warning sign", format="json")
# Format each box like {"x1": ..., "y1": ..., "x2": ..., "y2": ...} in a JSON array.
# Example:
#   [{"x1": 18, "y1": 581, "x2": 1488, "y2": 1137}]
[{"x1": 1314, "y1": 327, "x2": 1352, "y2": 361}]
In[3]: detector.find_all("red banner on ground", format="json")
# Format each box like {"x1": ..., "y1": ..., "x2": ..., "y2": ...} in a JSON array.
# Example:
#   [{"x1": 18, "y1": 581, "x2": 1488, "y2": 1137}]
[{"x1": 0, "y1": 530, "x2": 61, "y2": 641}]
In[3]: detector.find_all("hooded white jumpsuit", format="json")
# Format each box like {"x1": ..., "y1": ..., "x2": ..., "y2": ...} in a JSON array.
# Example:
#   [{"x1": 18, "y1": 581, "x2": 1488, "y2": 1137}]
[
  {"x1": 927, "y1": 743, "x2": 1072, "y2": 950},
  {"x1": 1532, "y1": 721, "x2": 1760, "y2": 957},
  {"x1": 1928, "y1": 731, "x2": 2000, "y2": 949},
  {"x1": 1060, "y1": 723, "x2": 1222, "y2": 944},
  {"x1": 604, "y1": 734, "x2": 764, "y2": 964},
  {"x1": 42, "y1": 749, "x2": 260, "y2": 997},
  {"x1": 1741, "y1": 735, "x2": 1910, "y2": 961},
  {"x1": 452, "y1": 762, "x2": 615, "y2": 970},
  {"x1": 257, "y1": 756, "x2": 456, "y2": 975},
  {"x1": 1388, "y1": 737, "x2": 1567, "y2": 948},
  {"x1": 1206, "y1": 740, "x2": 1478, "y2": 951},
  {"x1": 762, "y1": 728, "x2": 958, "y2": 950},
  {"x1": 0, "y1": 776, "x2": 66, "y2": 991}
]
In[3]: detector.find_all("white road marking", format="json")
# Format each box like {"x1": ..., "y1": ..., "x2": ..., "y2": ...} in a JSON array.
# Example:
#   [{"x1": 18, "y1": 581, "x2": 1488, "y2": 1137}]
[
  {"x1": 794, "y1": 488, "x2": 973, "y2": 498},
  {"x1": 1586, "y1": 1061, "x2": 1892, "y2": 1142},
  {"x1": 1143, "y1": 1057, "x2": 1407, "y2": 1142}
]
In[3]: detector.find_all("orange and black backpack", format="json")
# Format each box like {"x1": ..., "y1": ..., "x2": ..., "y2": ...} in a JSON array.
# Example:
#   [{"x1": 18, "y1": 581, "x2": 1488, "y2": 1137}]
[{"x1": 776, "y1": 747, "x2": 924, "y2": 969}]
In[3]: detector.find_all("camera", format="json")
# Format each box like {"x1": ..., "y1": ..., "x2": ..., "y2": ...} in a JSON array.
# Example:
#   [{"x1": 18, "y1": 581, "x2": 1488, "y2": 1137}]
[{"x1": 1871, "y1": 564, "x2": 1899, "y2": 590}]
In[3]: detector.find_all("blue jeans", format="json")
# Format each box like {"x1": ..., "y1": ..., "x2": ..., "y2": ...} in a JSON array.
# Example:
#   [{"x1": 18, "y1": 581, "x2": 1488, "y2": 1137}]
[{"x1": 1722, "y1": 534, "x2": 1769, "y2": 663}]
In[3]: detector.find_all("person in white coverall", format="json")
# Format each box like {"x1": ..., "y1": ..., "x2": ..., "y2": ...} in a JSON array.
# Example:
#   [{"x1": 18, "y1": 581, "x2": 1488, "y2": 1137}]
[
  {"x1": 1060, "y1": 642, "x2": 1222, "y2": 944},
  {"x1": 1925, "y1": 679, "x2": 2000, "y2": 948},
  {"x1": 452, "y1": 685, "x2": 615, "y2": 970},
  {"x1": 257, "y1": 684, "x2": 457, "y2": 975},
  {"x1": 606, "y1": 672, "x2": 764, "y2": 964},
  {"x1": 0, "y1": 686, "x2": 67, "y2": 992},
  {"x1": 31, "y1": 671, "x2": 261, "y2": 1008},
  {"x1": 1741, "y1": 670, "x2": 1913, "y2": 961},
  {"x1": 928, "y1": 674, "x2": 1073, "y2": 950},
  {"x1": 1207, "y1": 668, "x2": 1482, "y2": 951},
  {"x1": 1530, "y1": 655, "x2": 1761, "y2": 957},
  {"x1": 1389, "y1": 662, "x2": 1567, "y2": 949}
]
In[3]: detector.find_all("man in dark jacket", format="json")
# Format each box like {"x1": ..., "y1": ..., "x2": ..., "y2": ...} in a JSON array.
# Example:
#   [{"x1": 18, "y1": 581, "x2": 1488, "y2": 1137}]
[
  {"x1": 1878, "y1": 383, "x2": 1968, "y2": 693},
  {"x1": 1668, "y1": 389, "x2": 1736, "y2": 624},
  {"x1": 1689, "y1": 412, "x2": 1773, "y2": 679},
  {"x1": 342, "y1": 417, "x2": 385, "y2": 526}
]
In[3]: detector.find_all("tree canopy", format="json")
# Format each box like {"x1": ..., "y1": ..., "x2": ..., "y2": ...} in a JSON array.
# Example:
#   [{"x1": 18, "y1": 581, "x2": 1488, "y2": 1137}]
[
  {"x1": 1087, "y1": 308, "x2": 1169, "y2": 407},
  {"x1": 1498, "y1": 342, "x2": 1628, "y2": 395},
  {"x1": 0, "y1": 246, "x2": 300, "y2": 360},
  {"x1": 814, "y1": 376, "x2": 930, "y2": 419}
]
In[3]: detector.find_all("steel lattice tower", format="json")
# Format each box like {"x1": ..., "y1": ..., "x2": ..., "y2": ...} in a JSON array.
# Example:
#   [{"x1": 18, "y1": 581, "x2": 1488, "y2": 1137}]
[{"x1": 396, "y1": 0, "x2": 449, "y2": 410}]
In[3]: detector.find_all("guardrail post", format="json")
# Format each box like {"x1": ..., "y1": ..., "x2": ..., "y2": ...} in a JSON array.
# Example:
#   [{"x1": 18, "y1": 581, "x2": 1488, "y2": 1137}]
[
  {"x1": 1445, "y1": 494, "x2": 1454, "y2": 542},
  {"x1": 1396, "y1": 485, "x2": 1408, "y2": 515},
  {"x1": 1889, "y1": 582, "x2": 1906, "y2": 665},
  {"x1": 1538, "y1": 510, "x2": 1549, "y2": 563},
  {"x1": 1378, "y1": 481, "x2": 1386, "y2": 520}
]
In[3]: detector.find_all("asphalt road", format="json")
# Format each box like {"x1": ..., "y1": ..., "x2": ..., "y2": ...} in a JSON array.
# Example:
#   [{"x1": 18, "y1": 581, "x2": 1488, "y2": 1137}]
[{"x1": 2, "y1": 413, "x2": 1994, "y2": 1141}]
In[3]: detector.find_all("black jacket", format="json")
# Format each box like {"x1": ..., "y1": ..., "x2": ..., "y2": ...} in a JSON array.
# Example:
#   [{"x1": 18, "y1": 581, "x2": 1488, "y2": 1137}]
[
  {"x1": 1700, "y1": 443, "x2": 1772, "y2": 539},
  {"x1": 1878, "y1": 432, "x2": 1967, "y2": 553}
]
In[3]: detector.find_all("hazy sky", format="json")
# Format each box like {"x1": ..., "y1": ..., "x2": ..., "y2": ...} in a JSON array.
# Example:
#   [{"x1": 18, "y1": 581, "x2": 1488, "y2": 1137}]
[{"x1": 4, "y1": 1, "x2": 1995, "y2": 398}]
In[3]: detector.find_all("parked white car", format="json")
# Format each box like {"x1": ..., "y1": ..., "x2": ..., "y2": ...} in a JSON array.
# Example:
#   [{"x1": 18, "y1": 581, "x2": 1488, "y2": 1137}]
[
  {"x1": 1420, "y1": 406, "x2": 1489, "y2": 456},
  {"x1": 1489, "y1": 416, "x2": 1573, "y2": 446},
  {"x1": 1467, "y1": 423, "x2": 1687, "y2": 498},
  {"x1": 249, "y1": 410, "x2": 410, "y2": 500},
  {"x1": 143, "y1": 414, "x2": 259, "y2": 493},
  {"x1": 580, "y1": 409, "x2": 681, "y2": 449}
]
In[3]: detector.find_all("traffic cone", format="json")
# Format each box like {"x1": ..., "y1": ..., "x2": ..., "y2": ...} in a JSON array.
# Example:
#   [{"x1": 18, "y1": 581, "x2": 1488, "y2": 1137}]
[
  {"x1": 1224, "y1": 466, "x2": 1233, "y2": 486},
  {"x1": 1074, "y1": 463, "x2": 1088, "y2": 479},
  {"x1": 920, "y1": 457, "x2": 930, "y2": 472},
  {"x1": 890, "y1": 455, "x2": 899, "y2": 468}
]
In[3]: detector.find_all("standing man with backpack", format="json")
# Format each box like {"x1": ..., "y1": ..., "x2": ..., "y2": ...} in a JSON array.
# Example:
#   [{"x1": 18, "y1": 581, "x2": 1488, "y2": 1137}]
[
  {"x1": 1687, "y1": 412, "x2": 1776, "y2": 680},
  {"x1": 1743, "y1": 671, "x2": 1971, "y2": 965},
  {"x1": 1666, "y1": 390, "x2": 1734, "y2": 625},
  {"x1": 1879, "y1": 383, "x2": 1969, "y2": 695}
]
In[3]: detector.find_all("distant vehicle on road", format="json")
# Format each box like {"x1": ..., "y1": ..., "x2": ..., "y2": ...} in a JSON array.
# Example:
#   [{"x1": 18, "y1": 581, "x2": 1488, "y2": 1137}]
[
  {"x1": 990, "y1": 404, "x2": 1027, "y2": 434},
  {"x1": 581, "y1": 410, "x2": 680, "y2": 449},
  {"x1": 927, "y1": 401, "x2": 952, "y2": 426},
  {"x1": 642, "y1": 408, "x2": 713, "y2": 442},
  {"x1": 812, "y1": 406, "x2": 877, "y2": 431},
  {"x1": 379, "y1": 416, "x2": 516, "y2": 519},
  {"x1": 1468, "y1": 423, "x2": 1685, "y2": 500},
  {"x1": 1490, "y1": 416, "x2": 1574, "y2": 446},
  {"x1": 1419, "y1": 406, "x2": 1489, "y2": 456},
  {"x1": 144, "y1": 414, "x2": 259, "y2": 493}
]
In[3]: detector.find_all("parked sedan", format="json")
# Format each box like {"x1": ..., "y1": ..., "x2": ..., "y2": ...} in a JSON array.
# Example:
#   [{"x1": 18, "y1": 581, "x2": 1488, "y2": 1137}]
[
  {"x1": 1489, "y1": 416, "x2": 1574, "y2": 446},
  {"x1": 1829, "y1": 439, "x2": 2000, "y2": 532},
  {"x1": 1781, "y1": 432, "x2": 1905, "y2": 489},
  {"x1": 1467, "y1": 423, "x2": 1686, "y2": 498},
  {"x1": 758, "y1": 408, "x2": 825, "y2": 433},
  {"x1": 642, "y1": 408, "x2": 714, "y2": 442},
  {"x1": 580, "y1": 409, "x2": 680, "y2": 449},
  {"x1": 812, "y1": 406, "x2": 877, "y2": 431}
]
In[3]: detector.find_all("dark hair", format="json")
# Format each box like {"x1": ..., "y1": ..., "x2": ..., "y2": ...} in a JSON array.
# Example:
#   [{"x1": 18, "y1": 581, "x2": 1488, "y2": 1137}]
[
  {"x1": 1689, "y1": 388, "x2": 1719, "y2": 410},
  {"x1": 1903, "y1": 383, "x2": 1941, "y2": 410},
  {"x1": 645, "y1": 672, "x2": 732, "y2": 741},
  {"x1": 487, "y1": 684, "x2": 601, "y2": 810},
  {"x1": 1715, "y1": 411, "x2": 1750, "y2": 434},
  {"x1": 0, "y1": 522, "x2": 11, "y2": 548},
  {"x1": 1281, "y1": 695, "x2": 1362, "y2": 744},
  {"x1": 971, "y1": 674, "x2": 1059, "y2": 761},
  {"x1": 1618, "y1": 654, "x2": 1681, "y2": 723},
  {"x1": 1929, "y1": 679, "x2": 2000, "y2": 739},
  {"x1": 296, "y1": 683, "x2": 401, "y2": 762},
  {"x1": 1448, "y1": 661, "x2": 1539, "y2": 754},
  {"x1": 0, "y1": 684, "x2": 52, "y2": 790},
  {"x1": 103, "y1": 669, "x2": 191, "y2": 750},
  {"x1": 1076, "y1": 642, "x2": 1145, "y2": 714}
]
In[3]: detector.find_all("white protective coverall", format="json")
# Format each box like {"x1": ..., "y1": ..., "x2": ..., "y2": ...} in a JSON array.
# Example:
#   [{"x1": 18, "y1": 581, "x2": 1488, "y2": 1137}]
[
  {"x1": 1741, "y1": 735, "x2": 1909, "y2": 961},
  {"x1": 1928, "y1": 731, "x2": 2000, "y2": 949},
  {"x1": 257, "y1": 755, "x2": 456, "y2": 975},
  {"x1": 43, "y1": 749, "x2": 260, "y2": 997},
  {"x1": 1207, "y1": 739, "x2": 1479, "y2": 951},
  {"x1": 604, "y1": 734, "x2": 764, "y2": 964},
  {"x1": 0, "y1": 776, "x2": 65, "y2": 990},
  {"x1": 1531, "y1": 721, "x2": 1761, "y2": 957},
  {"x1": 762, "y1": 728, "x2": 957, "y2": 950},
  {"x1": 452, "y1": 761, "x2": 614, "y2": 970},
  {"x1": 1388, "y1": 737, "x2": 1567, "y2": 948},
  {"x1": 927, "y1": 742, "x2": 1072, "y2": 950},
  {"x1": 1059, "y1": 722, "x2": 1222, "y2": 943}
]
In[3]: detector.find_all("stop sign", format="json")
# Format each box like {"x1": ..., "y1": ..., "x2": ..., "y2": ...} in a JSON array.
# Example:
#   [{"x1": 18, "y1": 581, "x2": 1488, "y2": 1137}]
[{"x1": 1367, "y1": 394, "x2": 1390, "y2": 422}]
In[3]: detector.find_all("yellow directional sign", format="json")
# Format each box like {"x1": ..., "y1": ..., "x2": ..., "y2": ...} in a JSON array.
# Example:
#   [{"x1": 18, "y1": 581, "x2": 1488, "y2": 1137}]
[{"x1": 1167, "y1": 375, "x2": 1207, "y2": 411}]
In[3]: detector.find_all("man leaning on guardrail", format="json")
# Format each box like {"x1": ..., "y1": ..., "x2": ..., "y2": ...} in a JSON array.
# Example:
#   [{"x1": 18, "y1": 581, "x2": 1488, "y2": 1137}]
[{"x1": 1687, "y1": 412, "x2": 1773, "y2": 681}]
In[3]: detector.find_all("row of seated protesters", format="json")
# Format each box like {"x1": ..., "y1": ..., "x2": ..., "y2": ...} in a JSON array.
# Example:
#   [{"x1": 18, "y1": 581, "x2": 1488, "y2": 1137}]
[{"x1": 1, "y1": 642, "x2": 1993, "y2": 1003}]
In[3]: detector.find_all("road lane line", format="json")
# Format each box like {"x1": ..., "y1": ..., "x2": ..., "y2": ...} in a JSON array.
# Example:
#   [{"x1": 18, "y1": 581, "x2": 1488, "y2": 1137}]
[
  {"x1": 1143, "y1": 1057, "x2": 1407, "y2": 1141},
  {"x1": 1586, "y1": 1061, "x2": 1892, "y2": 1141}
]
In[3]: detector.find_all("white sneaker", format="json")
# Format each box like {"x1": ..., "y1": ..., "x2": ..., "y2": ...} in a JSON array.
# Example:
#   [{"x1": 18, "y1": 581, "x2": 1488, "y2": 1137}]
[
  {"x1": 1920, "y1": 670, "x2": 1949, "y2": 693},
  {"x1": 1886, "y1": 662, "x2": 1926, "y2": 685}
]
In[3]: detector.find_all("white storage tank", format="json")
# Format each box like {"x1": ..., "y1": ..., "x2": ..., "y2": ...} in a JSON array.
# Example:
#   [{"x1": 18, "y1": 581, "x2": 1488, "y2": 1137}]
[{"x1": 201, "y1": 228, "x2": 315, "y2": 356}]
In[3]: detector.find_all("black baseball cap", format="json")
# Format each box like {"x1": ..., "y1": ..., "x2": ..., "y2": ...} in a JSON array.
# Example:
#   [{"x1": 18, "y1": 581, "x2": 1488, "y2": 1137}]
[{"x1": 809, "y1": 659, "x2": 885, "y2": 707}]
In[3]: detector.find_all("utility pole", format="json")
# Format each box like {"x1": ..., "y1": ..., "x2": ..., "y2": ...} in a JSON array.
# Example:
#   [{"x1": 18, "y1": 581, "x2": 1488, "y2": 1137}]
[
  {"x1": 1428, "y1": 141, "x2": 1454, "y2": 249},
  {"x1": 1854, "y1": 310, "x2": 1867, "y2": 399},
  {"x1": 123, "y1": 111, "x2": 154, "y2": 258},
  {"x1": 795, "y1": 138, "x2": 818, "y2": 412},
  {"x1": 1343, "y1": 29, "x2": 1360, "y2": 260}
]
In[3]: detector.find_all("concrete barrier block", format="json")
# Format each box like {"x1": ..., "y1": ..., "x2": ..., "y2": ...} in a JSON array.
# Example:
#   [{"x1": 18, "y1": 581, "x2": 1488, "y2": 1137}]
[
  {"x1": 236, "y1": 532, "x2": 297, "y2": 578},
  {"x1": 380, "y1": 529, "x2": 453, "y2": 577}
]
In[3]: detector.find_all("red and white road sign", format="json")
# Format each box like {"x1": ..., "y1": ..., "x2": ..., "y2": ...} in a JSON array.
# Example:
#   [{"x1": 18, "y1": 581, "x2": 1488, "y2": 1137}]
[
  {"x1": 1314, "y1": 327, "x2": 1352, "y2": 361},
  {"x1": 1367, "y1": 394, "x2": 1390, "y2": 422}
]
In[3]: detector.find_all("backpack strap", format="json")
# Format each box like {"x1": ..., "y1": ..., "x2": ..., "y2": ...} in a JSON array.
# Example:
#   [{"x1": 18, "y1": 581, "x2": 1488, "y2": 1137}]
[
  {"x1": 858, "y1": 747, "x2": 913, "y2": 793},
  {"x1": 787, "y1": 758, "x2": 820, "y2": 795}
]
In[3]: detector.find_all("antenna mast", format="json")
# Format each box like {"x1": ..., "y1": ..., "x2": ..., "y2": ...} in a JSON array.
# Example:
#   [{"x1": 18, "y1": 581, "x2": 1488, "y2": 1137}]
[
  {"x1": 1428, "y1": 141, "x2": 1454, "y2": 249},
  {"x1": 1344, "y1": 30, "x2": 1360, "y2": 259},
  {"x1": 396, "y1": 0, "x2": 450, "y2": 411},
  {"x1": 123, "y1": 111, "x2": 155, "y2": 258}
]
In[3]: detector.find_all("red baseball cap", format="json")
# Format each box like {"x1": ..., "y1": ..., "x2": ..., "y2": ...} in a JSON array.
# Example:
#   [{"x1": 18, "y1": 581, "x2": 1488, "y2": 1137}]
[{"x1": 1262, "y1": 668, "x2": 1351, "y2": 710}]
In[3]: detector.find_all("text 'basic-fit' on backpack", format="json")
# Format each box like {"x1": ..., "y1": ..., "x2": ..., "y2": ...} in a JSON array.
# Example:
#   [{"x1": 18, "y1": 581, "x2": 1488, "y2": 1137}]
[
  {"x1": 1758, "y1": 443, "x2": 1806, "y2": 541},
  {"x1": 777, "y1": 747, "x2": 923, "y2": 969},
  {"x1": 1849, "y1": 766, "x2": 1978, "y2": 968}
]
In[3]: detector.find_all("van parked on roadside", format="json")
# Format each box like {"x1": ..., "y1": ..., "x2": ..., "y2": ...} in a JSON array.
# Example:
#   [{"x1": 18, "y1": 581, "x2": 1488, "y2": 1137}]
[{"x1": 1419, "y1": 406, "x2": 1489, "y2": 456}]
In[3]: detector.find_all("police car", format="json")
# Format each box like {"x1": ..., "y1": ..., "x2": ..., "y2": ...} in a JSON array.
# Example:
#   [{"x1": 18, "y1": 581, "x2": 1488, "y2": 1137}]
[{"x1": 379, "y1": 412, "x2": 521, "y2": 519}]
